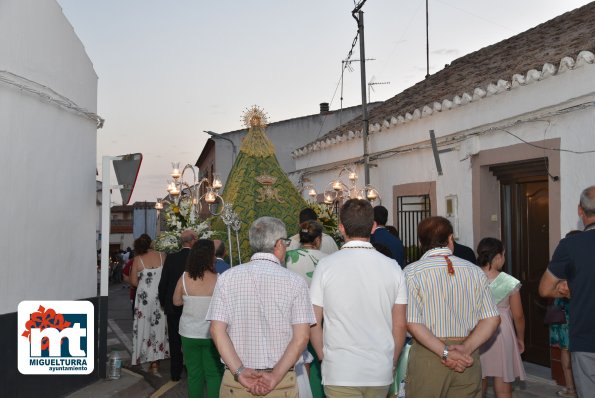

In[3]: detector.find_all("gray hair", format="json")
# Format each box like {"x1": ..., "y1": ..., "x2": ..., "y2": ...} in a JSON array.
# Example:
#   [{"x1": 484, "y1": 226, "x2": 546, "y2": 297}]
[
  {"x1": 249, "y1": 217, "x2": 287, "y2": 254},
  {"x1": 580, "y1": 185, "x2": 595, "y2": 216},
  {"x1": 180, "y1": 229, "x2": 198, "y2": 246}
]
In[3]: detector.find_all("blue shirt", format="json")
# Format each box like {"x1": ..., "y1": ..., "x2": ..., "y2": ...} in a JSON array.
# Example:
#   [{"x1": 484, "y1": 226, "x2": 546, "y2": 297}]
[
  {"x1": 371, "y1": 226, "x2": 405, "y2": 267},
  {"x1": 548, "y1": 227, "x2": 595, "y2": 352},
  {"x1": 215, "y1": 258, "x2": 230, "y2": 274}
]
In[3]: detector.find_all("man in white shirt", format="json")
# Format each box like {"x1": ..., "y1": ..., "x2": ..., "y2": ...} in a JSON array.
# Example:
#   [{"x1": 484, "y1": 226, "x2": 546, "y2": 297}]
[
  {"x1": 310, "y1": 199, "x2": 407, "y2": 398},
  {"x1": 288, "y1": 207, "x2": 339, "y2": 254}
]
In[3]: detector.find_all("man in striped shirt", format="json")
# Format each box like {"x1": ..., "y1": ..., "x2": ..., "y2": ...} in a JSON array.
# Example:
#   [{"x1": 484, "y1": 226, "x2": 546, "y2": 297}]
[{"x1": 404, "y1": 216, "x2": 500, "y2": 397}]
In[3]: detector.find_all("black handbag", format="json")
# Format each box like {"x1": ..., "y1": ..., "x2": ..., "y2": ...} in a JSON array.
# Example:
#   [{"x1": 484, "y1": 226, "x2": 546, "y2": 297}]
[{"x1": 544, "y1": 304, "x2": 566, "y2": 325}]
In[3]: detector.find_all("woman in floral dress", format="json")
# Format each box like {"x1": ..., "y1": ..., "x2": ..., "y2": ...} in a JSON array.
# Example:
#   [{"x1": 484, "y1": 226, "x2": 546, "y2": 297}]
[{"x1": 130, "y1": 234, "x2": 169, "y2": 373}]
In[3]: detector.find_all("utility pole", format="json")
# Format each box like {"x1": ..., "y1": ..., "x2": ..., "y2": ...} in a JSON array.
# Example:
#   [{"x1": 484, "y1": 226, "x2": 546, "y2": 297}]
[
  {"x1": 426, "y1": 0, "x2": 430, "y2": 78},
  {"x1": 355, "y1": 10, "x2": 370, "y2": 186}
]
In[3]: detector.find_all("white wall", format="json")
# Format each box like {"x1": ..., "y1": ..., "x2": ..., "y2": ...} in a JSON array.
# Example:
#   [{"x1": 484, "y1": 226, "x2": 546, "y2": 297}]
[
  {"x1": 0, "y1": 0, "x2": 98, "y2": 314},
  {"x1": 295, "y1": 60, "x2": 595, "y2": 249}
]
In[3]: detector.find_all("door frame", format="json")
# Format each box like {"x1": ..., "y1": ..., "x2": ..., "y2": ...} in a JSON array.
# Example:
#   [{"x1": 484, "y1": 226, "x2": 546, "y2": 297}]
[{"x1": 471, "y1": 138, "x2": 560, "y2": 257}]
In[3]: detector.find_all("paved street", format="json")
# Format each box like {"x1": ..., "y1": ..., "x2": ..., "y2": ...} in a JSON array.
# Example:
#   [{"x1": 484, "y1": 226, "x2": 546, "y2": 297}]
[
  {"x1": 105, "y1": 278, "x2": 188, "y2": 397},
  {"x1": 76, "y1": 278, "x2": 569, "y2": 398}
]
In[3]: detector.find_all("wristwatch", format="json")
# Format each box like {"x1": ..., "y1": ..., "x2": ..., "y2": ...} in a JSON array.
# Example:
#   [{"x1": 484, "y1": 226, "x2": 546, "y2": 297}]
[
  {"x1": 233, "y1": 365, "x2": 245, "y2": 382},
  {"x1": 441, "y1": 346, "x2": 449, "y2": 361}
]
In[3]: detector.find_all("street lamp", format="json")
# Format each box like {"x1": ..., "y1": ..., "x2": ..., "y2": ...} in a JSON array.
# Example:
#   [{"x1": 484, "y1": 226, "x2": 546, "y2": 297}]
[{"x1": 204, "y1": 130, "x2": 237, "y2": 164}]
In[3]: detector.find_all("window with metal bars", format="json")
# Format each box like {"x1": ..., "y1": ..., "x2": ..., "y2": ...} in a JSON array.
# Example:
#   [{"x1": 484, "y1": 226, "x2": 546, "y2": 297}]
[{"x1": 396, "y1": 195, "x2": 431, "y2": 265}]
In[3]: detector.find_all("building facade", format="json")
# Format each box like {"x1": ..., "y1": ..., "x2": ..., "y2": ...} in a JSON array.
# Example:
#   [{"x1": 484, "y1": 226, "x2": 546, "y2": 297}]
[
  {"x1": 293, "y1": 3, "x2": 595, "y2": 375},
  {"x1": 0, "y1": 0, "x2": 102, "y2": 395}
]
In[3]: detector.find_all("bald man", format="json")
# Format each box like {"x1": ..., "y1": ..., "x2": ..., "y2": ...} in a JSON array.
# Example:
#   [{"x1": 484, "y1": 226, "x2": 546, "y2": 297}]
[
  {"x1": 158, "y1": 229, "x2": 197, "y2": 381},
  {"x1": 214, "y1": 240, "x2": 231, "y2": 274}
]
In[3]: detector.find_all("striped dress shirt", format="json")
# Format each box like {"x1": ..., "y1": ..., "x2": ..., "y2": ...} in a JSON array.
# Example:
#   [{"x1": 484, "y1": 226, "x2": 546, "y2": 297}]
[{"x1": 404, "y1": 247, "x2": 498, "y2": 338}]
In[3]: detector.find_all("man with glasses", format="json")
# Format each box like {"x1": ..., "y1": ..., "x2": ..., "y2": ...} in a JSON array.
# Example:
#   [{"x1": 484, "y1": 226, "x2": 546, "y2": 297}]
[
  {"x1": 208, "y1": 216, "x2": 315, "y2": 397},
  {"x1": 158, "y1": 229, "x2": 198, "y2": 381}
]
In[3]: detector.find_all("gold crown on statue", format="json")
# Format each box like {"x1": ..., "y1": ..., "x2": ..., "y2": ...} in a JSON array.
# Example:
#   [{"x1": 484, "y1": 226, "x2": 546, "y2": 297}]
[{"x1": 242, "y1": 105, "x2": 269, "y2": 129}]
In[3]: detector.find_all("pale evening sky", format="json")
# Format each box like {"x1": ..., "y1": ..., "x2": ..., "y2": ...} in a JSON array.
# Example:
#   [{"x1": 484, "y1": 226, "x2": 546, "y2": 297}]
[{"x1": 57, "y1": 0, "x2": 593, "y2": 204}]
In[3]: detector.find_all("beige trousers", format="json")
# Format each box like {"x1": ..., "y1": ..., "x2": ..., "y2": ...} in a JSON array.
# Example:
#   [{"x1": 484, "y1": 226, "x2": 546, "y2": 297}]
[
  {"x1": 406, "y1": 339, "x2": 481, "y2": 398},
  {"x1": 219, "y1": 369, "x2": 298, "y2": 398},
  {"x1": 324, "y1": 385, "x2": 390, "y2": 398}
]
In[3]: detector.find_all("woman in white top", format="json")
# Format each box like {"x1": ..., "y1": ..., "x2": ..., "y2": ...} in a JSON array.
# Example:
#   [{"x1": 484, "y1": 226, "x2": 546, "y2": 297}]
[
  {"x1": 173, "y1": 239, "x2": 222, "y2": 398},
  {"x1": 130, "y1": 234, "x2": 169, "y2": 374}
]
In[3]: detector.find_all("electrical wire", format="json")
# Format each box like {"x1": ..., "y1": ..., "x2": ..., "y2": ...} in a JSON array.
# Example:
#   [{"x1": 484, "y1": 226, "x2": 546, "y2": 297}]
[
  {"x1": 348, "y1": 102, "x2": 595, "y2": 167},
  {"x1": 0, "y1": 70, "x2": 104, "y2": 128},
  {"x1": 499, "y1": 128, "x2": 595, "y2": 154},
  {"x1": 298, "y1": 5, "x2": 364, "y2": 187}
]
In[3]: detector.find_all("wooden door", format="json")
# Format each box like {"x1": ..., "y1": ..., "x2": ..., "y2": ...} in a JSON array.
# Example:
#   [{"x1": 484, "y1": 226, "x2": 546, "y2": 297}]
[{"x1": 501, "y1": 180, "x2": 550, "y2": 365}]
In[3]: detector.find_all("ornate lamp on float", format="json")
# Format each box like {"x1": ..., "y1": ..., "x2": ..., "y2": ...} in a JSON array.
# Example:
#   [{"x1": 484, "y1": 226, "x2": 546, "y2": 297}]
[
  {"x1": 305, "y1": 166, "x2": 381, "y2": 208},
  {"x1": 155, "y1": 162, "x2": 225, "y2": 218},
  {"x1": 154, "y1": 163, "x2": 242, "y2": 265}
]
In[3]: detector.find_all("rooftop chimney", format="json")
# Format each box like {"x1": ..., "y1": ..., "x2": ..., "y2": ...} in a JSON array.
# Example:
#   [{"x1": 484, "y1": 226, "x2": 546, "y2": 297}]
[{"x1": 319, "y1": 102, "x2": 330, "y2": 114}]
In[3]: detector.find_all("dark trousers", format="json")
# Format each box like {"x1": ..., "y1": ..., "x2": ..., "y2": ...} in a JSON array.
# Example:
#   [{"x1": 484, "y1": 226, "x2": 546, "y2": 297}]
[{"x1": 167, "y1": 309, "x2": 183, "y2": 379}]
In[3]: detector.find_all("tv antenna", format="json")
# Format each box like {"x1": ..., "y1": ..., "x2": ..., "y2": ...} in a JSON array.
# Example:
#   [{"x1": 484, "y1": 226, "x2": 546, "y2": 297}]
[{"x1": 367, "y1": 79, "x2": 390, "y2": 103}]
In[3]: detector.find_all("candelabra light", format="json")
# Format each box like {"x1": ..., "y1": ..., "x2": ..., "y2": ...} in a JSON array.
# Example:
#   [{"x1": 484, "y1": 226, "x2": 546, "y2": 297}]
[
  {"x1": 155, "y1": 162, "x2": 225, "y2": 219},
  {"x1": 155, "y1": 162, "x2": 243, "y2": 266},
  {"x1": 304, "y1": 166, "x2": 381, "y2": 206}
]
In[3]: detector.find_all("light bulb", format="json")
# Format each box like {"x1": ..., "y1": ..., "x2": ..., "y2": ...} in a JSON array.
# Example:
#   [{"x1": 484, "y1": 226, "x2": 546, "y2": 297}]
[
  {"x1": 366, "y1": 189, "x2": 378, "y2": 201},
  {"x1": 212, "y1": 175, "x2": 223, "y2": 190},
  {"x1": 205, "y1": 190, "x2": 216, "y2": 204},
  {"x1": 171, "y1": 162, "x2": 181, "y2": 179}
]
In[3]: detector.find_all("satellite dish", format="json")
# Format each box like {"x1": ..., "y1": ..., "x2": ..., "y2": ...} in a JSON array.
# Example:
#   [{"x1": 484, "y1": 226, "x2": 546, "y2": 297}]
[{"x1": 113, "y1": 153, "x2": 142, "y2": 204}]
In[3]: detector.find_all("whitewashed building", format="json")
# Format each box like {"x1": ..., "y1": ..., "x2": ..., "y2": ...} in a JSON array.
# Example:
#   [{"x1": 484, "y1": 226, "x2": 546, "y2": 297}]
[
  {"x1": 293, "y1": 3, "x2": 595, "y2": 373},
  {"x1": 0, "y1": 0, "x2": 101, "y2": 394}
]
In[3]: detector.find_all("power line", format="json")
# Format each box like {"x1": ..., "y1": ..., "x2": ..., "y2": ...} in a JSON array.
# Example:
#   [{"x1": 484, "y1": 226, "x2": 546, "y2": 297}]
[{"x1": 0, "y1": 70, "x2": 104, "y2": 128}]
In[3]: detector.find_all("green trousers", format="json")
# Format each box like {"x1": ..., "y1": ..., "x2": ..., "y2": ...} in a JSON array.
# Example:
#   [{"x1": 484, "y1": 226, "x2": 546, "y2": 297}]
[
  {"x1": 181, "y1": 336, "x2": 223, "y2": 398},
  {"x1": 308, "y1": 342, "x2": 325, "y2": 398}
]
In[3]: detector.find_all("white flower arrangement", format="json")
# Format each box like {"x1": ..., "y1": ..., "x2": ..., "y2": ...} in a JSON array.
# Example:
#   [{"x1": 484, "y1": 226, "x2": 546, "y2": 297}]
[
  {"x1": 309, "y1": 202, "x2": 342, "y2": 246},
  {"x1": 154, "y1": 199, "x2": 213, "y2": 253}
]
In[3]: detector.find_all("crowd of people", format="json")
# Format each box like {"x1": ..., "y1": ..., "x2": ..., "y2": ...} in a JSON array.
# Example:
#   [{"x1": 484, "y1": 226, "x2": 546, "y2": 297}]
[{"x1": 118, "y1": 185, "x2": 595, "y2": 398}]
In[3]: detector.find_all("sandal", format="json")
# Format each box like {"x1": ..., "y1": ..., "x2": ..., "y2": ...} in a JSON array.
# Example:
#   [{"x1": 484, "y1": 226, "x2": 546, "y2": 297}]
[{"x1": 149, "y1": 361, "x2": 159, "y2": 375}]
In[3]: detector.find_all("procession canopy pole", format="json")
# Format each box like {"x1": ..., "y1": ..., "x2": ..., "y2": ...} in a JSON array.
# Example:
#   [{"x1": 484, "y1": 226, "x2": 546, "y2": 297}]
[
  {"x1": 226, "y1": 225, "x2": 233, "y2": 267},
  {"x1": 236, "y1": 231, "x2": 241, "y2": 264}
]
